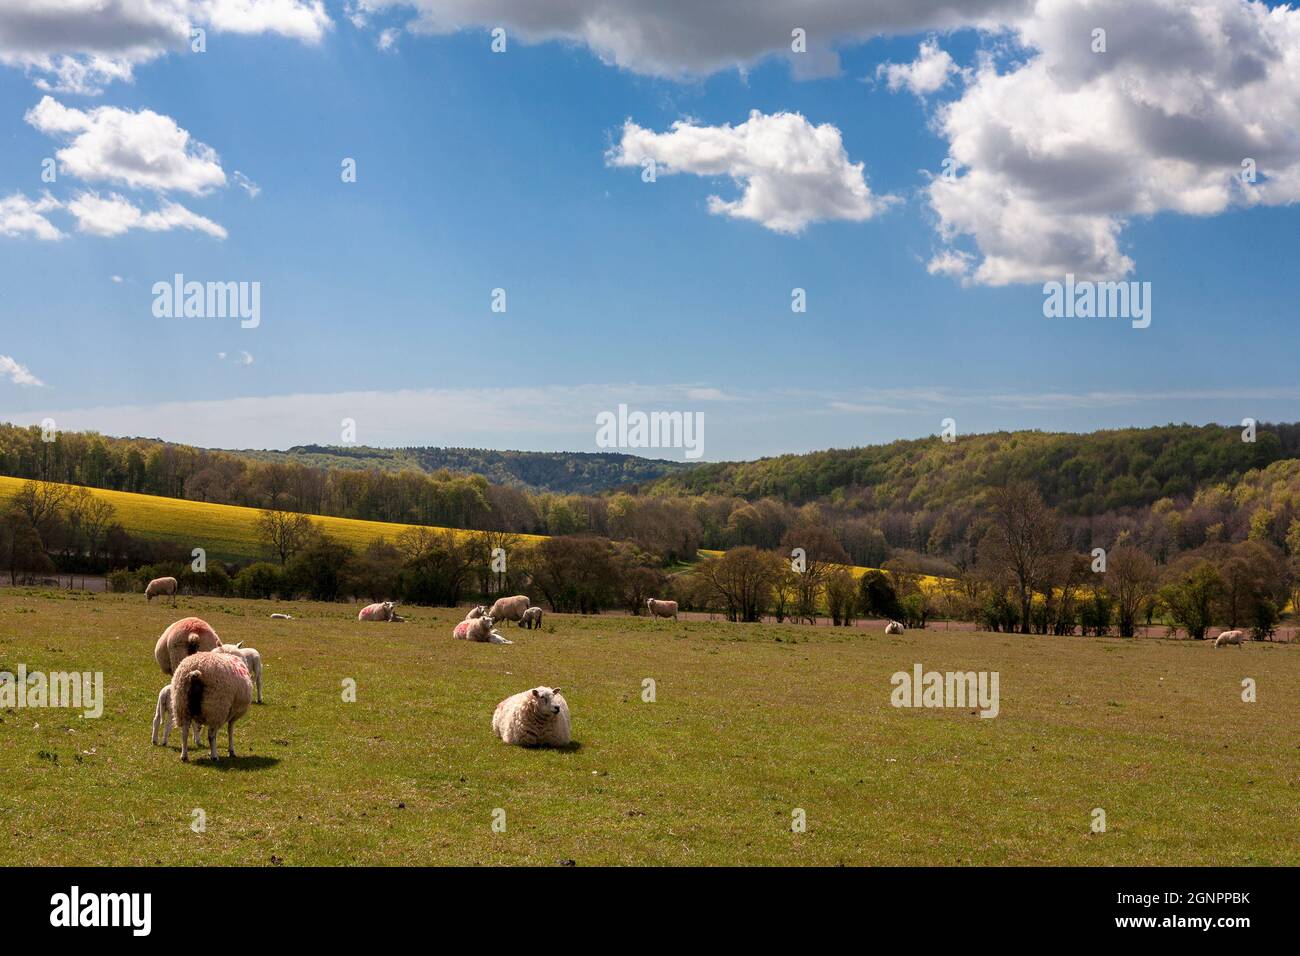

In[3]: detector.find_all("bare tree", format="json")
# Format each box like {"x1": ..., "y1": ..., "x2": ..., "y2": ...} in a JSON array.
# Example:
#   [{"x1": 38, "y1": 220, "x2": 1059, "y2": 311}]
[
  {"x1": 255, "y1": 509, "x2": 315, "y2": 565},
  {"x1": 695, "y1": 547, "x2": 784, "y2": 622},
  {"x1": 982, "y1": 481, "x2": 1062, "y2": 633}
]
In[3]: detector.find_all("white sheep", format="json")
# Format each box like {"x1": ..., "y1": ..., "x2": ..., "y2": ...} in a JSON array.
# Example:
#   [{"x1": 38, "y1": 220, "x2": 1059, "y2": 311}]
[
  {"x1": 1214, "y1": 629, "x2": 1244, "y2": 648},
  {"x1": 488, "y1": 595, "x2": 530, "y2": 622},
  {"x1": 884, "y1": 620, "x2": 905, "y2": 635},
  {"x1": 492, "y1": 686, "x2": 571, "y2": 747},
  {"x1": 646, "y1": 598, "x2": 678, "y2": 620},
  {"x1": 454, "y1": 615, "x2": 513, "y2": 644},
  {"x1": 518, "y1": 606, "x2": 543, "y2": 630},
  {"x1": 269, "y1": 613, "x2": 293, "y2": 620},
  {"x1": 145, "y1": 576, "x2": 178, "y2": 604},
  {"x1": 155, "y1": 617, "x2": 222, "y2": 674},
  {"x1": 151, "y1": 684, "x2": 203, "y2": 747},
  {"x1": 358, "y1": 601, "x2": 398, "y2": 622},
  {"x1": 466, "y1": 605, "x2": 488, "y2": 619},
  {"x1": 218, "y1": 642, "x2": 264, "y2": 703},
  {"x1": 170, "y1": 651, "x2": 254, "y2": 762}
]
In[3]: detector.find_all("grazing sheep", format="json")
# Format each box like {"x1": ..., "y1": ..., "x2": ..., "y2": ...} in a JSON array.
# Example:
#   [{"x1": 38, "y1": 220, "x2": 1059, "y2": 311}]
[
  {"x1": 218, "y1": 642, "x2": 264, "y2": 703},
  {"x1": 358, "y1": 601, "x2": 398, "y2": 622},
  {"x1": 145, "y1": 576, "x2": 178, "y2": 604},
  {"x1": 518, "y1": 606, "x2": 543, "y2": 630},
  {"x1": 884, "y1": 620, "x2": 905, "y2": 635},
  {"x1": 454, "y1": 615, "x2": 513, "y2": 645},
  {"x1": 488, "y1": 595, "x2": 531, "y2": 622},
  {"x1": 151, "y1": 685, "x2": 204, "y2": 747},
  {"x1": 492, "y1": 686, "x2": 571, "y2": 747},
  {"x1": 646, "y1": 598, "x2": 678, "y2": 621},
  {"x1": 1214, "y1": 629, "x2": 1244, "y2": 648},
  {"x1": 155, "y1": 617, "x2": 222, "y2": 674},
  {"x1": 269, "y1": 613, "x2": 293, "y2": 620},
  {"x1": 466, "y1": 605, "x2": 488, "y2": 619},
  {"x1": 170, "y1": 651, "x2": 253, "y2": 762}
]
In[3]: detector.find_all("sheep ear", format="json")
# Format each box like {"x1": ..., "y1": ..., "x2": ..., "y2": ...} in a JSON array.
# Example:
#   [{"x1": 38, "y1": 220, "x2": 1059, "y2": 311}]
[
  {"x1": 551, "y1": 687, "x2": 561, "y2": 695},
  {"x1": 531, "y1": 688, "x2": 540, "y2": 697}
]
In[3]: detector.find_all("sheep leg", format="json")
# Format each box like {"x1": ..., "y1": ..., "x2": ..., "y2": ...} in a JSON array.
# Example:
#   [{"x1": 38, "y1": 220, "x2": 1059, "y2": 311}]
[
  {"x1": 227, "y1": 720, "x2": 237, "y2": 758},
  {"x1": 256, "y1": 668, "x2": 263, "y2": 704},
  {"x1": 152, "y1": 705, "x2": 163, "y2": 745},
  {"x1": 180, "y1": 719, "x2": 190, "y2": 762},
  {"x1": 208, "y1": 726, "x2": 219, "y2": 761}
]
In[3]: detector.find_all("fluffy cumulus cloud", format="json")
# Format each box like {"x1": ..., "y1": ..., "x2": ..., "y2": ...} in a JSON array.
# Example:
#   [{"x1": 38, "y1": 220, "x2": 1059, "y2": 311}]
[
  {"x1": 877, "y1": 38, "x2": 961, "y2": 96},
  {"x1": 0, "y1": 0, "x2": 330, "y2": 93},
  {"x1": 927, "y1": 0, "x2": 1300, "y2": 285},
  {"x1": 608, "y1": 110, "x2": 894, "y2": 234},
  {"x1": 26, "y1": 96, "x2": 226, "y2": 195},
  {"x1": 66, "y1": 191, "x2": 227, "y2": 239},
  {"x1": 0, "y1": 355, "x2": 44, "y2": 387},
  {"x1": 0, "y1": 191, "x2": 63, "y2": 240},
  {"x1": 354, "y1": 0, "x2": 1022, "y2": 77}
]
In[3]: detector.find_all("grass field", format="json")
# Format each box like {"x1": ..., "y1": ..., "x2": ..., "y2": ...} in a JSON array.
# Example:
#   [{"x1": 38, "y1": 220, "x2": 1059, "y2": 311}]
[
  {"x1": 1, "y1": 588, "x2": 1295, "y2": 866},
  {"x1": 0, "y1": 475, "x2": 545, "y2": 563}
]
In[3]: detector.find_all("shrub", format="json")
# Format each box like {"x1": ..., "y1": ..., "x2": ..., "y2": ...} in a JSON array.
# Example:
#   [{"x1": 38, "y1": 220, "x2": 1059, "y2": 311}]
[
  {"x1": 107, "y1": 569, "x2": 139, "y2": 593},
  {"x1": 234, "y1": 562, "x2": 284, "y2": 599}
]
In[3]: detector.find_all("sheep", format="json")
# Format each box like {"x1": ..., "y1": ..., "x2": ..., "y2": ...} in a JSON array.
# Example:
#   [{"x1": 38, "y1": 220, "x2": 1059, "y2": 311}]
[
  {"x1": 155, "y1": 617, "x2": 222, "y2": 674},
  {"x1": 170, "y1": 650, "x2": 253, "y2": 762},
  {"x1": 454, "y1": 615, "x2": 513, "y2": 645},
  {"x1": 488, "y1": 594, "x2": 531, "y2": 622},
  {"x1": 884, "y1": 620, "x2": 905, "y2": 635},
  {"x1": 151, "y1": 684, "x2": 204, "y2": 747},
  {"x1": 218, "y1": 642, "x2": 264, "y2": 703},
  {"x1": 492, "y1": 686, "x2": 571, "y2": 747},
  {"x1": 358, "y1": 601, "x2": 398, "y2": 622},
  {"x1": 269, "y1": 613, "x2": 293, "y2": 620},
  {"x1": 466, "y1": 605, "x2": 488, "y2": 619},
  {"x1": 1214, "y1": 629, "x2": 1244, "y2": 648},
  {"x1": 646, "y1": 598, "x2": 678, "y2": 621},
  {"x1": 518, "y1": 606, "x2": 543, "y2": 630},
  {"x1": 145, "y1": 576, "x2": 178, "y2": 604}
]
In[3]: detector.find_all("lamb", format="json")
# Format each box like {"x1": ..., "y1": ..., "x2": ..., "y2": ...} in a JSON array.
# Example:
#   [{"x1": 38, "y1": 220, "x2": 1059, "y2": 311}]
[
  {"x1": 145, "y1": 576, "x2": 178, "y2": 604},
  {"x1": 155, "y1": 617, "x2": 222, "y2": 674},
  {"x1": 646, "y1": 598, "x2": 678, "y2": 621},
  {"x1": 884, "y1": 621, "x2": 905, "y2": 635},
  {"x1": 170, "y1": 650, "x2": 253, "y2": 762},
  {"x1": 269, "y1": 612, "x2": 293, "y2": 620},
  {"x1": 218, "y1": 642, "x2": 264, "y2": 703},
  {"x1": 466, "y1": 605, "x2": 488, "y2": 619},
  {"x1": 518, "y1": 606, "x2": 543, "y2": 630},
  {"x1": 488, "y1": 595, "x2": 531, "y2": 622},
  {"x1": 151, "y1": 684, "x2": 203, "y2": 747},
  {"x1": 1214, "y1": 629, "x2": 1244, "y2": 648},
  {"x1": 492, "y1": 686, "x2": 571, "y2": 747},
  {"x1": 454, "y1": 615, "x2": 513, "y2": 645},
  {"x1": 358, "y1": 601, "x2": 399, "y2": 622}
]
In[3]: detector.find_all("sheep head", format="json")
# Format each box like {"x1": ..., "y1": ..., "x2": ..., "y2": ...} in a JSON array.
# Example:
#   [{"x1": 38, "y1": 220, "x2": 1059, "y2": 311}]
[{"x1": 530, "y1": 686, "x2": 563, "y2": 716}]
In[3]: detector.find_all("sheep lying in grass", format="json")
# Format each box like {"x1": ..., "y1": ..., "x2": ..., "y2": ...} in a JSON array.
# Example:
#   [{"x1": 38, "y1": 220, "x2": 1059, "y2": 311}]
[
  {"x1": 269, "y1": 613, "x2": 293, "y2": 620},
  {"x1": 1214, "y1": 629, "x2": 1244, "y2": 647},
  {"x1": 151, "y1": 685, "x2": 203, "y2": 747},
  {"x1": 646, "y1": 598, "x2": 678, "y2": 621},
  {"x1": 358, "y1": 601, "x2": 403, "y2": 622},
  {"x1": 155, "y1": 617, "x2": 222, "y2": 674},
  {"x1": 218, "y1": 642, "x2": 264, "y2": 703},
  {"x1": 518, "y1": 606, "x2": 543, "y2": 630},
  {"x1": 145, "y1": 576, "x2": 178, "y2": 604},
  {"x1": 454, "y1": 615, "x2": 513, "y2": 645},
  {"x1": 884, "y1": 620, "x2": 905, "y2": 635},
  {"x1": 492, "y1": 686, "x2": 570, "y2": 747},
  {"x1": 170, "y1": 651, "x2": 253, "y2": 762},
  {"x1": 488, "y1": 595, "x2": 530, "y2": 622}
]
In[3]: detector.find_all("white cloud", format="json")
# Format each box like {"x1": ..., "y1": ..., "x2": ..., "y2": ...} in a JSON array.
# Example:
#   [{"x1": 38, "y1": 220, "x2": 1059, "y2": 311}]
[
  {"x1": 608, "y1": 110, "x2": 894, "y2": 234},
  {"x1": 925, "y1": 248, "x2": 972, "y2": 279},
  {"x1": 361, "y1": 0, "x2": 1020, "y2": 78},
  {"x1": 67, "y1": 191, "x2": 227, "y2": 239},
  {"x1": 0, "y1": 0, "x2": 331, "y2": 93},
  {"x1": 377, "y1": 26, "x2": 400, "y2": 51},
  {"x1": 233, "y1": 170, "x2": 260, "y2": 197},
  {"x1": 928, "y1": 0, "x2": 1300, "y2": 285},
  {"x1": 110, "y1": 274, "x2": 123, "y2": 282},
  {"x1": 0, "y1": 355, "x2": 44, "y2": 387},
  {"x1": 26, "y1": 96, "x2": 226, "y2": 196},
  {"x1": 237, "y1": 350, "x2": 254, "y2": 365},
  {"x1": 0, "y1": 191, "x2": 63, "y2": 240},
  {"x1": 877, "y1": 39, "x2": 960, "y2": 96}
]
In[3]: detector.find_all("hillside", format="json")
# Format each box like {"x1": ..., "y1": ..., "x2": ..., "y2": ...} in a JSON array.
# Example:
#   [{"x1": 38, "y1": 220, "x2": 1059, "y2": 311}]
[{"x1": 229, "y1": 445, "x2": 696, "y2": 494}]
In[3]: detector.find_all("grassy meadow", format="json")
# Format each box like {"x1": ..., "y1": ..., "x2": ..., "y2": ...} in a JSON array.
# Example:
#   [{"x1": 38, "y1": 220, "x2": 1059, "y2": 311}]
[{"x1": 0, "y1": 588, "x2": 1295, "y2": 866}]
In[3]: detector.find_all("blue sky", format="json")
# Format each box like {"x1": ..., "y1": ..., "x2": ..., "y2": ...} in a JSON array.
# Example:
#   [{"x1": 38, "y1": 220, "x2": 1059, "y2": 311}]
[{"x1": 1, "y1": 1, "x2": 1298, "y2": 460}]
